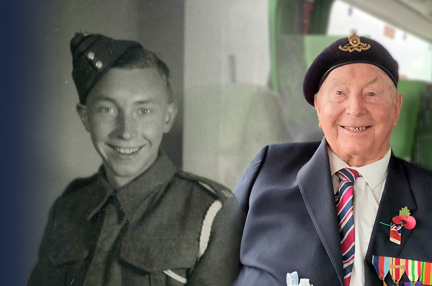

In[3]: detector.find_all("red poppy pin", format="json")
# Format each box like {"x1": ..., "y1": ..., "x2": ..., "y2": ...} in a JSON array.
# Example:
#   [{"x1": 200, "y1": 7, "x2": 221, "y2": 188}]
[{"x1": 392, "y1": 207, "x2": 416, "y2": 230}]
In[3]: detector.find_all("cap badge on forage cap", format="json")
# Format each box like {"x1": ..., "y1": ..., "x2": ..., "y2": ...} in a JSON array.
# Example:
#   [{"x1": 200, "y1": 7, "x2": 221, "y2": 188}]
[
  {"x1": 338, "y1": 33, "x2": 371, "y2": 52},
  {"x1": 70, "y1": 33, "x2": 142, "y2": 104}
]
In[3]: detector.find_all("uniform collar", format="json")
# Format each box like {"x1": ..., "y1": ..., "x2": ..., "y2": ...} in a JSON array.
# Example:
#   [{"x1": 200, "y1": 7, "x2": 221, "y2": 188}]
[
  {"x1": 327, "y1": 147, "x2": 391, "y2": 189},
  {"x1": 87, "y1": 150, "x2": 178, "y2": 221}
]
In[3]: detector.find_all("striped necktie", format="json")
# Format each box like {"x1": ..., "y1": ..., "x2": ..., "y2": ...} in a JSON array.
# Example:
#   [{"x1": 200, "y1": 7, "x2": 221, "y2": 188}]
[{"x1": 336, "y1": 168, "x2": 359, "y2": 286}]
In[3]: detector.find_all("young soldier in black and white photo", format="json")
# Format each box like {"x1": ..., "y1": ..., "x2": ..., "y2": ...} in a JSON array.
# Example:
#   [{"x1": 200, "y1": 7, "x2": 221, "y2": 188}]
[{"x1": 27, "y1": 33, "x2": 242, "y2": 286}]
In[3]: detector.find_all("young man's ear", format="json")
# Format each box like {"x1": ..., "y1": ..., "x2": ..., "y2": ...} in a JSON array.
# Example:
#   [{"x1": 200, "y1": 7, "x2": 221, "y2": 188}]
[
  {"x1": 76, "y1": 103, "x2": 90, "y2": 132},
  {"x1": 163, "y1": 102, "x2": 178, "y2": 133}
]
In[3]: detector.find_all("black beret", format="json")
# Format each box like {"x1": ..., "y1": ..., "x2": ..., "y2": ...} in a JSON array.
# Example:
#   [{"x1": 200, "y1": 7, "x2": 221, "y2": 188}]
[
  {"x1": 303, "y1": 33, "x2": 399, "y2": 106},
  {"x1": 70, "y1": 33, "x2": 142, "y2": 104}
]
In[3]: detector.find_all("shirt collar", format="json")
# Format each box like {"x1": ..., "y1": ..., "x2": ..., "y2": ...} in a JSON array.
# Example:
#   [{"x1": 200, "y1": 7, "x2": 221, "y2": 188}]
[
  {"x1": 87, "y1": 150, "x2": 177, "y2": 221},
  {"x1": 327, "y1": 147, "x2": 391, "y2": 189}
]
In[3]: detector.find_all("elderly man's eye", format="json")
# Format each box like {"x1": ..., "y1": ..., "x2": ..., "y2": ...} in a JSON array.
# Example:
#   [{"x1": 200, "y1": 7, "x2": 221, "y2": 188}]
[
  {"x1": 368, "y1": 92, "x2": 375, "y2": 96},
  {"x1": 336, "y1": 91, "x2": 343, "y2": 95},
  {"x1": 138, "y1": 108, "x2": 150, "y2": 115}
]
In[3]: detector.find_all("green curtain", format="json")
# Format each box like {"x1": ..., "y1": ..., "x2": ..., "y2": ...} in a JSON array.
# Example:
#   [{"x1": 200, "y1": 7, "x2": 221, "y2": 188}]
[
  {"x1": 412, "y1": 84, "x2": 432, "y2": 171},
  {"x1": 269, "y1": 0, "x2": 334, "y2": 93},
  {"x1": 308, "y1": 0, "x2": 334, "y2": 34},
  {"x1": 269, "y1": 0, "x2": 301, "y2": 93},
  {"x1": 390, "y1": 80, "x2": 426, "y2": 160}
]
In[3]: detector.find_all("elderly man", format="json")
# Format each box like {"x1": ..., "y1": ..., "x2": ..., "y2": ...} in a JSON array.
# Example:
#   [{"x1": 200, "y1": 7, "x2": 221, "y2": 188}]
[
  {"x1": 233, "y1": 34, "x2": 432, "y2": 286},
  {"x1": 27, "y1": 33, "x2": 242, "y2": 286}
]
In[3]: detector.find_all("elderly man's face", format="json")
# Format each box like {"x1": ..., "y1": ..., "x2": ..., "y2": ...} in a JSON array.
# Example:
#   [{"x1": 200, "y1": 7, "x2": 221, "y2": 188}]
[
  {"x1": 315, "y1": 63, "x2": 402, "y2": 166},
  {"x1": 77, "y1": 68, "x2": 177, "y2": 188}
]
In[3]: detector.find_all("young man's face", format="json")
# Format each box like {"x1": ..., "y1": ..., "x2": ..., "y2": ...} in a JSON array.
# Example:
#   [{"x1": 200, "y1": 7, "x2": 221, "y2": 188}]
[{"x1": 77, "y1": 67, "x2": 177, "y2": 188}]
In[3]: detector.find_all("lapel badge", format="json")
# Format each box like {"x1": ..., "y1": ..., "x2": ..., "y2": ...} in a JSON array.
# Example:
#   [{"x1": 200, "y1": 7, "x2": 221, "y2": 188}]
[
  {"x1": 392, "y1": 207, "x2": 416, "y2": 230},
  {"x1": 390, "y1": 221, "x2": 402, "y2": 245},
  {"x1": 338, "y1": 33, "x2": 371, "y2": 52},
  {"x1": 380, "y1": 207, "x2": 416, "y2": 245}
]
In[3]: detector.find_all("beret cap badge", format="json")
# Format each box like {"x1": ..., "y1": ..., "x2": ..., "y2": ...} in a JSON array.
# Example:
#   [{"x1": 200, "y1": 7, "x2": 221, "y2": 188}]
[{"x1": 338, "y1": 33, "x2": 371, "y2": 52}]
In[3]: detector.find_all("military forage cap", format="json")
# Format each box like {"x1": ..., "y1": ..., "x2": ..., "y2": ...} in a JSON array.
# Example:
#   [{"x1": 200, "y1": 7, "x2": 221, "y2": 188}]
[
  {"x1": 302, "y1": 33, "x2": 399, "y2": 106},
  {"x1": 70, "y1": 33, "x2": 142, "y2": 104}
]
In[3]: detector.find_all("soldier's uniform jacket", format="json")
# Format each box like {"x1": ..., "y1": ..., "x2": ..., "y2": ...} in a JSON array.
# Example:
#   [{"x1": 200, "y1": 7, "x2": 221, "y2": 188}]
[{"x1": 27, "y1": 152, "x2": 243, "y2": 286}]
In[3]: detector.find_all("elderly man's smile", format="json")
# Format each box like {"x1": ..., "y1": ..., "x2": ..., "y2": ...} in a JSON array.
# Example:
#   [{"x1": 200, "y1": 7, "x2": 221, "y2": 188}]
[{"x1": 341, "y1": 126, "x2": 371, "y2": 132}]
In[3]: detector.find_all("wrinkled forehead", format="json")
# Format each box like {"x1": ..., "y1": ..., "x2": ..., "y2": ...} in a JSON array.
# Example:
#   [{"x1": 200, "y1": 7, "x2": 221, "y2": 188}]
[
  {"x1": 320, "y1": 63, "x2": 395, "y2": 91},
  {"x1": 303, "y1": 34, "x2": 399, "y2": 106}
]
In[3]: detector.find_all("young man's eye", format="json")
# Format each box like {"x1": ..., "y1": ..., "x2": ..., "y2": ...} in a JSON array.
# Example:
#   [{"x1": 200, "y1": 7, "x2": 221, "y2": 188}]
[
  {"x1": 94, "y1": 106, "x2": 117, "y2": 114},
  {"x1": 98, "y1": 107, "x2": 113, "y2": 113}
]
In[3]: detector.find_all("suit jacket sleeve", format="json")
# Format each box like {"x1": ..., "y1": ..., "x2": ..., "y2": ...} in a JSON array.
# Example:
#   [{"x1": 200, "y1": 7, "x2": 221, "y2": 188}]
[{"x1": 234, "y1": 145, "x2": 268, "y2": 215}]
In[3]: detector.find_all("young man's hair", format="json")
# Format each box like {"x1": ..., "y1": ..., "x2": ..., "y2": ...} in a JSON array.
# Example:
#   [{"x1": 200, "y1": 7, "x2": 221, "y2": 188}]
[{"x1": 112, "y1": 46, "x2": 174, "y2": 103}]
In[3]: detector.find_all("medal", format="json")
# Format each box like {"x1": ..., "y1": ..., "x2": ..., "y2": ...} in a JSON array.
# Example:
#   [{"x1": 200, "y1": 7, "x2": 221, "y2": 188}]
[
  {"x1": 373, "y1": 255, "x2": 390, "y2": 286},
  {"x1": 406, "y1": 259, "x2": 422, "y2": 286},
  {"x1": 420, "y1": 261, "x2": 432, "y2": 285},
  {"x1": 389, "y1": 257, "x2": 406, "y2": 285},
  {"x1": 373, "y1": 256, "x2": 432, "y2": 286}
]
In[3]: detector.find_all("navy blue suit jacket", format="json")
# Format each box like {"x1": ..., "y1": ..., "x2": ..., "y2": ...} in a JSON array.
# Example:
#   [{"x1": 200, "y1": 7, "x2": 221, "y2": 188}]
[{"x1": 233, "y1": 139, "x2": 432, "y2": 286}]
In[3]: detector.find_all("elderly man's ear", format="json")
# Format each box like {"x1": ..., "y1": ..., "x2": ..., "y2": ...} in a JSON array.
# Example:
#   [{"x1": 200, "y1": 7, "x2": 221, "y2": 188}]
[
  {"x1": 314, "y1": 93, "x2": 322, "y2": 128},
  {"x1": 76, "y1": 103, "x2": 90, "y2": 132},
  {"x1": 163, "y1": 102, "x2": 178, "y2": 133},
  {"x1": 393, "y1": 93, "x2": 403, "y2": 127}
]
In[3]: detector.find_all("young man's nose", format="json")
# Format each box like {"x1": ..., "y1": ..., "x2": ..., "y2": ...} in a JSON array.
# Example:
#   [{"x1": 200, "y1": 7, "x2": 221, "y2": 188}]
[{"x1": 115, "y1": 112, "x2": 137, "y2": 140}]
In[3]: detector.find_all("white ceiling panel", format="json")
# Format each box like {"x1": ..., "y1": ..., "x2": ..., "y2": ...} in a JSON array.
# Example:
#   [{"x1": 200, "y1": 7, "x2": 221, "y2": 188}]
[{"x1": 341, "y1": 0, "x2": 432, "y2": 43}]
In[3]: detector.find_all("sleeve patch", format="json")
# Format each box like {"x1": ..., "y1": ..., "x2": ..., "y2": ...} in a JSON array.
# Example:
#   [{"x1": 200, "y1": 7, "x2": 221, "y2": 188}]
[{"x1": 198, "y1": 200, "x2": 223, "y2": 259}]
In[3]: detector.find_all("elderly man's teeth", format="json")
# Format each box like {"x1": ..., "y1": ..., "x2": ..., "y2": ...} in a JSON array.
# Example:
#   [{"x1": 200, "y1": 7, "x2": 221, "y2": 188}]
[
  {"x1": 114, "y1": 147, "x2": 140, "y2": 154},
  {"x1": 346, "y1": 126, "x2": 366, "y2": 131}
]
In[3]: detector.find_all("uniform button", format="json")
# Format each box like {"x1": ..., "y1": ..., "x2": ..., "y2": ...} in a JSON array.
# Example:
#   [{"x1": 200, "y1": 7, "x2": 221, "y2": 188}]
[
  {"x1": 87, "y1": 52, "x2": 95, "y2": 60},
  {"x1": 95, "y1": 61, "x2": 103, "y2": 69}
]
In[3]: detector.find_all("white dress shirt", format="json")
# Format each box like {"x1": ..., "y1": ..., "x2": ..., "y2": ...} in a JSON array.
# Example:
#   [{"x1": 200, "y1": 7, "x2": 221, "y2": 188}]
[{"x1": 327, "y1": 148, "x2": 391, "y2": 286}]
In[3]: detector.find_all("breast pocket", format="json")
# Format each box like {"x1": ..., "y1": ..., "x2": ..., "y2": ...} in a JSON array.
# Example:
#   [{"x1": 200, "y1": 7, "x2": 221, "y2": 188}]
[
  {"x1": 47, "y1": 247, "x2": 90, "y2": 286},
  {"x1": 120, "y1": 238, "x2": 197, "y2": 286}
]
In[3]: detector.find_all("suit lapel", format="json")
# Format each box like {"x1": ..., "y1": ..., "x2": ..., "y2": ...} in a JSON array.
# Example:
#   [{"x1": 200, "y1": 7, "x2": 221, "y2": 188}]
[
  {"x1": 365, "y1": 154, "x2": 417, "y2": 285},
  {"x1": 297, "y1": 138, "x2": 344, "y2": 286}
]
